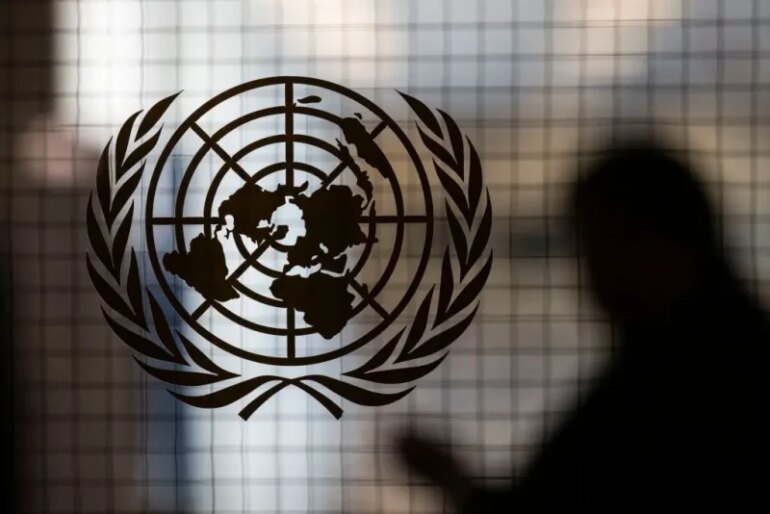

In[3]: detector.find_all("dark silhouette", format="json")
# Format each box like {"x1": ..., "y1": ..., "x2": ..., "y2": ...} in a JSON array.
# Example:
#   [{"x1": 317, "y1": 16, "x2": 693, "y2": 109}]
[{"x1": 398, "y1": 142, "x2": 770, "y2": 512}]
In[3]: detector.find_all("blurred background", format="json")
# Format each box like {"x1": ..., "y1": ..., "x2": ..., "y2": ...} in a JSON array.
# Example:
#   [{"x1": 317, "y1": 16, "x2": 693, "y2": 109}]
[{"x1": 3, "y1": 0, "x2": 770, "y2": 512}]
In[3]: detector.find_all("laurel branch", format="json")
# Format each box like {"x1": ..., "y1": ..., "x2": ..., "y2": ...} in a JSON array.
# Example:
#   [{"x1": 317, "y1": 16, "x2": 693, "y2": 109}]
[
  {"x1": 86, "y1": 90, "x2": 492, "y2": 420},
  {"x1": 86, "y1": 92, "x2": 240, "y2": 393},
  {"x1": 339, "y1": 93, "x2": 493, "y2": 386}
]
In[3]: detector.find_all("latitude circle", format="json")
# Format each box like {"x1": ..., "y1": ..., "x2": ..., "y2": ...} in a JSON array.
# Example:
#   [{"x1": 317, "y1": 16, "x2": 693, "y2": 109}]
[
  {"x1": 145, "y1": 76, "x2": 434, "y2": 366},
  {"x1": 173, "y1": 122, "x2": 397, "y2": 339},
  {"x1": 200, "y1": 134, "x2": 388, "y2": 279},
  {"x1": 176, "y1": 120, "x2": 400, "y2": 330},
  {"x1": 203, "y1": 145, "x2": 394, "y2": 324},
  {"x1": 226, "y1": 162, "x2": 329, "y2": 276}
]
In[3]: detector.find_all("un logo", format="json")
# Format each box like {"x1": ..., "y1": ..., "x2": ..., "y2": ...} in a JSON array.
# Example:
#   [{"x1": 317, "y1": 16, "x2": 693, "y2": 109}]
[{"x1": 86, "y1": 77, "x2": 492, "y2": 419}]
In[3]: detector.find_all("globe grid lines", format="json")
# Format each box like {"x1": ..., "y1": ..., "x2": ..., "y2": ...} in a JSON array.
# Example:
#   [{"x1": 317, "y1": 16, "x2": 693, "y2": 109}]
[
  {"x1": 182, "y1": 123, "x2": 399, "y2": 329},
  {"x1": 144, "y1": 76, "x2": 434, "y2": 366},
  {"x1": 173, "y1": 109, "x2": 404, "y2": 327},
  {"x1": 162, "y1": 133, "x2": 419, "y2": 334},
  {"x1": 200, "y1": 136, "x2": 368, "y2": 269},
  {"x1": 155, "y1": 96, "x2": 417, "y2": 344}
]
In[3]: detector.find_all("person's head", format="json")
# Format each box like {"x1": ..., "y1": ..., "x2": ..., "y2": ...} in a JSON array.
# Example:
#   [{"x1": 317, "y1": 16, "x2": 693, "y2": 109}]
[{"x1": 572, "y1": 141, "x2": 719, "y2": 324}]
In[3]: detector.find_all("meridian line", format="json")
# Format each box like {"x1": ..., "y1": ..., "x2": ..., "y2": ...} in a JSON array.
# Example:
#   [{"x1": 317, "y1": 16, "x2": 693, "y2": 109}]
[
  {"x1": 190, "y1": 236, "x2": 275, "y2": 320},
  {"x1": 190, "y1": 300, "x2": 213, "y2": 320},
  {"x1": 319, "y1": 161, "x2": 347, "y2": 189},
  {"x1": 225, "y1": 238, "x2": 274, "y2": 283},
  {"x1": 285, "y1": 81, "x2": 294, "y2": 187},
  {"x1": 319, "y1": 120, "x2": 387, "y2": 189},
  {"x1": 191, "y1": 123, "x2": 251, "y2": 182},
  {"x1": 369, "y1": 120, "x2": 387, "y2": 139},
  {"x1": 348, "y1": 280, "x2": 388, "y2": 319}
]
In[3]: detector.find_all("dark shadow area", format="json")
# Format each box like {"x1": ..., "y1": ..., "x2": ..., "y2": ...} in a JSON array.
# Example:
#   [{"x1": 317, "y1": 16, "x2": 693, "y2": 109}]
[
  {"x1": 1, "y1": 2, "x2": 54, "y2": 513},
  {"x1": 1, "y1": 2, "x2": 185, "y2": 512},
  {"x1": 398, "y1": 140, "x2": 770, "y2": 512}
]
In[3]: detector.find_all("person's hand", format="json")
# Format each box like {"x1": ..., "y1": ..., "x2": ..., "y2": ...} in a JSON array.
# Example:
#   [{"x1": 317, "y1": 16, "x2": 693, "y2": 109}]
[{"x1": 395, "y1": 429, "x2": 473, "y2": 506}]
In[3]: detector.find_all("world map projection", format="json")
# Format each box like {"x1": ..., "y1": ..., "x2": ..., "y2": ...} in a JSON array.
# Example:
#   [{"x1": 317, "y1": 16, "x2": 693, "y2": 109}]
[{"x1": 162, "y1": 109, "x2": 383, "y2": 339}]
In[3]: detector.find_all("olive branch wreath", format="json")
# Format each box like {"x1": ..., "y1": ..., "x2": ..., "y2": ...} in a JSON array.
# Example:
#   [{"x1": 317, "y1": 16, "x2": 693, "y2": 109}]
[{"x1": 86, "y1": 90, "x2": 492, "y2": 420}]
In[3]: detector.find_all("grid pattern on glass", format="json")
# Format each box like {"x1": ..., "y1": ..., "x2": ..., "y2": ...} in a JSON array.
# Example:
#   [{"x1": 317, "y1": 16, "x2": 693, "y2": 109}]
[{"x1": 4, "y1": 0, "x2": 770, "y2": 513}]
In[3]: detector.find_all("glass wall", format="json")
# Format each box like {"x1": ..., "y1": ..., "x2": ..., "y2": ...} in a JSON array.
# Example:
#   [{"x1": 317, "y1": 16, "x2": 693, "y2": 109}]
[{"x1": 3, "y1": 0, "x2": 770, "y2": 512}]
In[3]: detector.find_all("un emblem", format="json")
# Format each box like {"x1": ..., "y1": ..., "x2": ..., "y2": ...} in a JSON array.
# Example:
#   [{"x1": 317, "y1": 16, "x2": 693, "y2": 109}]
[{"x1": 86, "y1": 77, "x2": 492, "y2": 419}]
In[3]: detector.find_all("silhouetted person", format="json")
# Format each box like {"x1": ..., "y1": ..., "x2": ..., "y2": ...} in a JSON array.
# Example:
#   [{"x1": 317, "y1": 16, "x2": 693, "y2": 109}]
[{"x1": 398, "y1": 142, "x2": 770, "y2": 512}]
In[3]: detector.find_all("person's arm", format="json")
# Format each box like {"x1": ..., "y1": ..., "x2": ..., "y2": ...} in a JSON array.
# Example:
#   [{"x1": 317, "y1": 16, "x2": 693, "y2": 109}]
[
  {"x1": 455, "y1": 484, "x2": 516, "y2": 514},
  {"x1": 396, "y1": 432, "x2": 517, "y2": 512}
]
